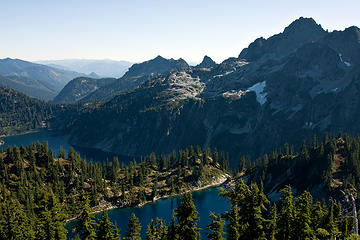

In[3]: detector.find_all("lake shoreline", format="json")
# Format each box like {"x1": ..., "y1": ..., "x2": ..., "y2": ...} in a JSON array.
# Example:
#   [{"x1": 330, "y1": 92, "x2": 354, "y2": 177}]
[
  {"x1": 66, "y1": 174, "x2": 230, "y2": 223},
  {"x1": 0, "y1": 129, "x2": 45, "y2": 139}
]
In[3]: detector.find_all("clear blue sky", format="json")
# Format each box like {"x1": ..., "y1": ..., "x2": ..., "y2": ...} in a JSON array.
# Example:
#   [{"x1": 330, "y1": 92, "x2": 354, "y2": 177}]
[{"x1": 1, "y1": 0, "x2": 359, "y2": 64}]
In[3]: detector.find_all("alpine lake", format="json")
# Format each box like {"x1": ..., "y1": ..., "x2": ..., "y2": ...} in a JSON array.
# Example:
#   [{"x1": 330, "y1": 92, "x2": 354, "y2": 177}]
[{"x1": 1, "y1": 131, "x2": 230, "y2": 238}]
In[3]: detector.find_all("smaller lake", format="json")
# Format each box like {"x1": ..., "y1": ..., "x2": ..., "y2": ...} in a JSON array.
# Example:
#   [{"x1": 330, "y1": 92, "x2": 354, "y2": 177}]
[
  {"x1": 1, "y1": 131, "x2": 132, "y2": 164},
  {"x1": 67, "y1": 187, "x2": 230, "y2": 239}
]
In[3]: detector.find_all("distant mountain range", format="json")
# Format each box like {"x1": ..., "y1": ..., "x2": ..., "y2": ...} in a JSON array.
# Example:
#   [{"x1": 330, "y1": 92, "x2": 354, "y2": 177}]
[
  {"x1": 36, "y1": 59, "x2": 133, "y2": 78},
  {"x1": 0, "y1": 58, "x2": 89, "y2": 100}
]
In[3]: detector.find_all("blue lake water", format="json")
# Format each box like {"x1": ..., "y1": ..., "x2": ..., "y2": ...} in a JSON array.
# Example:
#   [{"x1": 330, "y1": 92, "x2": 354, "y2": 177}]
[
  {"x1": 107, "y1": 187, "x2": 230, "y2": 238},
  {"x1": 67, "y1": 187, "x2": 230, "y2": 239},
  {"x1": 1, "y1": 131, "x2": 71, "y2": 154},
  {"x1": 1, "y1": 131, "x2": 132, "y2": 164},
  {"x1": 1, "y1": 131, "x2": 231, "y2": 239}
]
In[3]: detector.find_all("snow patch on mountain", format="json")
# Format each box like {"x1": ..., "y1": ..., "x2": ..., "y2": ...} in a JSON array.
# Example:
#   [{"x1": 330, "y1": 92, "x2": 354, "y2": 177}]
[
  {"x1": 338, "y1": 53, "x2": 351, "y2": 67},
  {"x1": 248, "y1": 81, "x2": 267, "y2": 104},
  {"x1": 304, "y1": 121, "x2": 315, "y2": 129}
]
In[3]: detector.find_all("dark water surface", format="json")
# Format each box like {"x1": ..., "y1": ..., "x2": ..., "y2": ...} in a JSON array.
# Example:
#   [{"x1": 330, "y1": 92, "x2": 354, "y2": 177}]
[
  {"x1": 1, "y1": 131, "x2": 131, "y2": 164},
  {"x1": 67, "y1": 187, "x2": 230, "y2": 239}
]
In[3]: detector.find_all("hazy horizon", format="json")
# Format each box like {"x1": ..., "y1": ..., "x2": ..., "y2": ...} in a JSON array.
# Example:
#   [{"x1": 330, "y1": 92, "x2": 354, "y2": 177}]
[{"x1": 1, "y1": 0, "x2": 359, "y2": 64}]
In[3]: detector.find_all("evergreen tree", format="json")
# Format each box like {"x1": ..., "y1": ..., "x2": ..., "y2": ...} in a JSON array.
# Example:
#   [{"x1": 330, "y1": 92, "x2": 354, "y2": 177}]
[
  {"x1": 145, "y1": 218, "x2": 167, "y2": 240},
  {"x1": 244, "y1": 183, "x2": 269, "y2": 239},
  {"x1": 220, "y1": 179, "x2": 269, "y2": 240},
  {"x1": 146, "y1": 220, "x2": 155, "y2": 240},
  {"x1": 325, "y1": 199, "x2": 340, "y2": 238},
  {"x1": 224, "y1": 204, "x2": 240, "y2": 240},
  {"x1": 167, "y1": 213, "x2": 179, "y2": 240},
  {"x1": 293, "y1": 191, "x2": 313, "y2": 240},
  {"x1": 97, "y1": 210, "x2": 114, "y2": 240},
  {"x1": 113, "y1": 225, "x2": 121, "y2": 240},
  {"x1": 206, "y1": 212, "x2": 225, "y2": 240},
  {"x1": 277, "y1": 185, "x2": 295, "y2": 240},
  {"x1": 175, "y1": 193, "x2": 200, "y2": 240},
  {"x1": 267, "y1": 204, "x2": 277, "y2": 240},
  {"x1": 111, "y1": 157, "x2": 120, "y2": 182},
  {"x1": 75, "y1": 197, "x2": 98, "y2": 240},
  {"x1": 1, "y1": 198, "x2": 35, "y2": 240},
  {"x1": 39, "y1": 193, "x2": 67, "y2": 240},
  {"x1": 154, "y1": 218, "x2": 167, "y2": 240},
  {"x1": 311, "y1": 201, "x2": 325, "y2": 232},
  {"x1": 125, "y1": 213, "x2": 141, "y2": 240}
]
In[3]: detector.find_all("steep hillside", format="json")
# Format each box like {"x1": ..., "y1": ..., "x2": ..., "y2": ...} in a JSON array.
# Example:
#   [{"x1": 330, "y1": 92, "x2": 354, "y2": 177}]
[
  {"x1": 0, "y1": 74, "x2": 57, "y2": 100},
  {"x1": 0, "y1": 86, "x2": 56, "y2": 135},
  {"x1": 242, "y1": 134, "x2": 360, "y2": 202},
  {"x1": 52, "y1": 77, "x2": 116, "y2": 103},
  {"x1": 0, "y1": 85, "x2": 95, "y2": 138}
]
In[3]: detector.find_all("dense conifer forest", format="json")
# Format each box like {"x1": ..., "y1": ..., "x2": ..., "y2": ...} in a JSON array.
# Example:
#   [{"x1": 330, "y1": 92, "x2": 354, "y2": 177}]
[
  {"x1": 0, "y1": 86, "x2": 88, "y2": 136},
  {"x1": 2, "y1": 134, "x2": 360, "y2": 239},
  {"x1": 0, "y1": 86, "x2": 55, "y2": 135},
  {"x1": 0, "y1": 142, "x2": 229, "y2": 239},
  {"x1": 240, "y1": 133, "x2": 360, "y2": 201}
]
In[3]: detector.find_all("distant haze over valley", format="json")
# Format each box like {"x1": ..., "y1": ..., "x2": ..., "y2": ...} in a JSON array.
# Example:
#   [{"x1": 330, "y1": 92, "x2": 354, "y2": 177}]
[{"x1": 36, "y1": 59, "x2": 133, "y2": 78}]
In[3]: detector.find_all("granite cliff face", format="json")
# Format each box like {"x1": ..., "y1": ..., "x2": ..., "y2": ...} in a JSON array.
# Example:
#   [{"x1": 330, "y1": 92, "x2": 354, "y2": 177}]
[{"x1": 59, "y1": 17, "x2": 360, "y2": 164}]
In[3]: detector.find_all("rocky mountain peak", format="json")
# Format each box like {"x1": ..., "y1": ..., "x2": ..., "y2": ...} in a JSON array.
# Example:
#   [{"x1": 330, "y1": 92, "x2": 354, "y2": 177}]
[
  {"x1": 176, "y1": 58, "x2": 189, "y2": 68},
  {"x1": 153, "y1": 55, "x2": 167, "y2": 62},
  {"x1": 196, "y1": 55, "x2": 216, "y2": 68},
  {"x1": 283, "y1": 17, "x2": 323, "y2": 35},
  {"x1": 343, "y1": 26, "x2": 360, "y2": 42},
  {"x1": 124, "y1": 55, "x2": 189, "y2": 78},
  {"x1": 239, "y1": 17, "x2": 326, "y2": 61}
]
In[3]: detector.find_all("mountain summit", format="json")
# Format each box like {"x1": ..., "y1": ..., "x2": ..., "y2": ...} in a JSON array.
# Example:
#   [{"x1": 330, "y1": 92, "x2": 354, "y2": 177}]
[
  {"x1": 124, "y1": 55, "x2": 189, "y2": 78},
  {"x1": 196, "y1": 56, "x2": 216, "y2": 68},
  {"x1": 239, "y1": 17, "x2": 326, "y2": 61}
]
